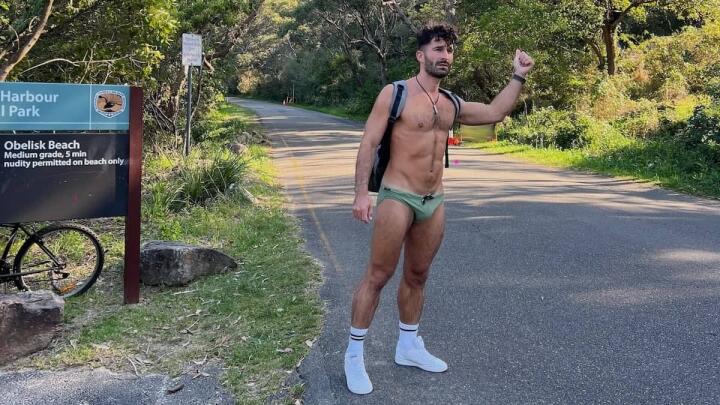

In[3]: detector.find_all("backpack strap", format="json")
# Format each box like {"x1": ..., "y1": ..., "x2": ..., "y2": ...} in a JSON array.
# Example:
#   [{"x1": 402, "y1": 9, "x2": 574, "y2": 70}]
[
  {"x1": 439, "y1": 88, "x2": 462, "y2": 123},
  {"x1": 368, "y1": 81, "x2": 408, "y2": 193},
  {"x1": 380, "y1": 79, "x2": 407, "y2": 153},
  {"x1": 439, "y1": 88, "x2": 462, "y2": 168},
  {"x1": 389, "y1": 80, "x2": 408, "y2": 123}
]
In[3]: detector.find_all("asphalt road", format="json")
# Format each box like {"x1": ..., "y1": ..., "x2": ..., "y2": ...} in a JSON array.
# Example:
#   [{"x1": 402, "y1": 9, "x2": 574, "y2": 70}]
[
  {"x1": 231, "y1": 98, "x2": 720, "y2": 405},
  {"x1": 0, "y1": 364, "x2": 233, "y2": 405}
]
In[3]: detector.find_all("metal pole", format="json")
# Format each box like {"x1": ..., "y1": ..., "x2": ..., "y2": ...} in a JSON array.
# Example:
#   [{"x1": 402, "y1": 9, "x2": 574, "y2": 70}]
[{"x1": 184, "y1": 66, "x2": 192, "y2": 156}]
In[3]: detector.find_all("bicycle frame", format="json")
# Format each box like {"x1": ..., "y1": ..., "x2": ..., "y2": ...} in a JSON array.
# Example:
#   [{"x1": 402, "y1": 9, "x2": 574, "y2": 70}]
[{"x1": 0, "y1": 223, "x2": 65, "y2": 281}]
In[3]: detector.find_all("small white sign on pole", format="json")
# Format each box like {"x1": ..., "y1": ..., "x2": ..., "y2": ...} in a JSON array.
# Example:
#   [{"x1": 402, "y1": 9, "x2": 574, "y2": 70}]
[{"x1": 182, "y1": 34, "x2": 202, "y2": 66}]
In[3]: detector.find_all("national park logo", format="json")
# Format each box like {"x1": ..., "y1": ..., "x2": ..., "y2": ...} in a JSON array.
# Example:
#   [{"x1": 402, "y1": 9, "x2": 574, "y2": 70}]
[{"x1": 94, "y1": 90, "x2": 126, "y2": 118}]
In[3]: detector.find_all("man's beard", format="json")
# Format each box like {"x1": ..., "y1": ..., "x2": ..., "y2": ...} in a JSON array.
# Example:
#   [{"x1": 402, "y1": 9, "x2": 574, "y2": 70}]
[{"x1": 425, "y1": 61, "x2": 451, "y2": 78}]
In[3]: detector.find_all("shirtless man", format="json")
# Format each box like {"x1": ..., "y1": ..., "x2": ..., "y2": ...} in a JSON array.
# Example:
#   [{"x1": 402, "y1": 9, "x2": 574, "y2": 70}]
[{"x1": 346, "y1": 22, "x2": 535, "y2": 394}]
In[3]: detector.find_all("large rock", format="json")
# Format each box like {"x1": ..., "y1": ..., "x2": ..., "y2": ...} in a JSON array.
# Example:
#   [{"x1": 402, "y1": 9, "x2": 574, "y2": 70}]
[
  {"x1": 140, "y1": 241, "x2": 238, "y2": 287},
  {"x1": 0, "y1": 291, "x2": 64, "y2": 365},
  {"x1": 237, "y1": 130, "x2": 270, "y2": 146},
  {"x1": 228, "y1": 142, "x2": 247, "y2": 155}
]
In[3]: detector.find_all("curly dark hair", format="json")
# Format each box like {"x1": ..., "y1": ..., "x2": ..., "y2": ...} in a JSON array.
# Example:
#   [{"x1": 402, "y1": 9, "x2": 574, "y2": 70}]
[{"x1": 416, "y1": 22, "x2": 458, "y2": 49}]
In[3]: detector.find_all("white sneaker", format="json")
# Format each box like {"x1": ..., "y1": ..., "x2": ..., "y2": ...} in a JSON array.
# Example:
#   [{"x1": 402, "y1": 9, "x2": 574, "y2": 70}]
[
  {"x1": 394, "y1": 336, "x2": 448, "y2": 372},
  {"x1": 344, "y1": 352, "x2": 373, "y2": 394}
]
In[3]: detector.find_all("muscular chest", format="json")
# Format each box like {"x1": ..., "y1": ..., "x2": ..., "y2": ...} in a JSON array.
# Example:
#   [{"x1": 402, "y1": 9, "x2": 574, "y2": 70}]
[{"x1": 400, "y1": 94, "x2": 455, "y2": 132}]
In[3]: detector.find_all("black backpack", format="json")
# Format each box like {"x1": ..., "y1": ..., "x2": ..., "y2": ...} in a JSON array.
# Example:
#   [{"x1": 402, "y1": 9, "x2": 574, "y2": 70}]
[{"x1": 368, "y1": 80, "x2": 462, "y2": 193}]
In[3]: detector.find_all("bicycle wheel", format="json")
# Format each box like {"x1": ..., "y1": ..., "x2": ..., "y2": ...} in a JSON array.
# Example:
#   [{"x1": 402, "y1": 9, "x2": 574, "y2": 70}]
[{"x1": 14, "y1": 223, "x2": 104, "y2": 298}]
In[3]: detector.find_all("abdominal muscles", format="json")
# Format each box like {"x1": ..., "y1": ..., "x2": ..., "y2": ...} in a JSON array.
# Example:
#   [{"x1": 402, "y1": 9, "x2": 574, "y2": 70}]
[{"x1": 384, "y1": 127, "x2": 446, "y2": 193}]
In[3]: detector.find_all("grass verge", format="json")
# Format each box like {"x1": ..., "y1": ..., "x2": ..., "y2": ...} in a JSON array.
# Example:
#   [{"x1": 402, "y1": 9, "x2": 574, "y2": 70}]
[
  {"x1": 469, "y1": 140, "x2": 720, "y2": 199},
  {"x1": 7, "y1": 102, "x2": 323, "y2": 404},
  {"x1": 267, "y1": 100, "x2": 368, "y2": 122},
  {"x1": 291, "y1": 103, "x2": 367, "y2": 121},
  {"x1": 233, "y1": 94, "x2": 368, "y2": 121}
]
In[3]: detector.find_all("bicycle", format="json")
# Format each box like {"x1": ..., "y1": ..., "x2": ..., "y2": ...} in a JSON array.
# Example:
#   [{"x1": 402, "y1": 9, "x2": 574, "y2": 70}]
[{"x1": 0, "y1": 223, "x2": 104, "y2": 298}]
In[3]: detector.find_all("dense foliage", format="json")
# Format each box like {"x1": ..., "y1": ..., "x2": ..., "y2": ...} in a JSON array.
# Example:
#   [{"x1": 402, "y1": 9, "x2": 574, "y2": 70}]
[
  {"x1": 244, "y1": 0, "x2": 718, "y2": 113},
  {"x1": 1, "y1": 0, "x2": 266, "y2": 148}
]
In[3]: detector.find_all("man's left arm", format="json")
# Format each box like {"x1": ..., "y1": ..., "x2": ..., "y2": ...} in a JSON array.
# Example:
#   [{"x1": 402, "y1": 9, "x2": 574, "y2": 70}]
[{"x1": 458, "y1": 49, "x2": 534, "y2": 126}]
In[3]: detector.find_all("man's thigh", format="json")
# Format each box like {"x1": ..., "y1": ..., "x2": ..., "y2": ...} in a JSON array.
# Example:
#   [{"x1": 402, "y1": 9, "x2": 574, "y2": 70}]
[
  {"x1": 369, "y1": 199, "x2": 414, "y2": 268},
  {"x1": 404, "y1": 204, "x2": 445, "y2": 269}
]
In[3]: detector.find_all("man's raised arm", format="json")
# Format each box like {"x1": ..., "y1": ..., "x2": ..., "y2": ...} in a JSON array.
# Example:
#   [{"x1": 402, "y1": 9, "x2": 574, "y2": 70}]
[
  {"x1": 352, "y1": 84, "x2": 393, "y2": 223},
  {"x1": 458, "y1": 49, "x2": 535, "y2": 126}
]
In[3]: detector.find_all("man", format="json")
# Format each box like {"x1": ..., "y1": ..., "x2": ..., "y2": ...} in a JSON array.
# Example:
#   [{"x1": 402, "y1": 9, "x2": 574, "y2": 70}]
[{"x1": 346, "y1": 22, "x2": 535, "y2": 395}]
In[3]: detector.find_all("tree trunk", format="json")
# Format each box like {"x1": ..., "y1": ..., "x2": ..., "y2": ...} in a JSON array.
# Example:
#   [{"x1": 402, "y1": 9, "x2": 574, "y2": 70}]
[
  {"x1": 345, "y1": 54, "x2": 364, "y2": 88},
  {"x1": 602, "y1": 24, "x2": 616, "y2": 75},
  {"x1": 339, "y1": 42, "x2": 363, "y2": 88},
  {"x1": 384, "y1": 0, "x2": 417, "y2": 33},
  {"x1": 378, "y1": 54, "x2": 388, "y2": 85},
  {"x1": 0, "y1": 0, "x2": 54, "y2": 81},
  {"x1": 586, "y1": 39, "x2": 605, "y2": 70}
]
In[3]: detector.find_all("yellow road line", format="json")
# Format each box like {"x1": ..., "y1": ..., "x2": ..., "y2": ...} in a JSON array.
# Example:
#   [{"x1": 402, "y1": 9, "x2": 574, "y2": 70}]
[{"x1": 278, "y1": 134, "x2": 345, "y2": 274}]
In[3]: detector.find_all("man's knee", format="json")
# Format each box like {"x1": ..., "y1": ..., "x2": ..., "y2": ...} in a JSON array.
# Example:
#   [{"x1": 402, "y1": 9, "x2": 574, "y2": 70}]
[
  {"x1": 403, "y1": 266, "x2": 430, "y2": 288},
  {"x1": 364, "y1": 264, "x2": 396, "y2": 291}
]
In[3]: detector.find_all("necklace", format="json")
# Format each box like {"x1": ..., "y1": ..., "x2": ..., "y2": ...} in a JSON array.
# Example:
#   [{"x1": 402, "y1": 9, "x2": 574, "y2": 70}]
[
  {"x1": 416, "y1": 76, "x2": 441, "y2": 174},
  {"x1": 415, "y1": 76, "x2": 440, "y2": 118}
]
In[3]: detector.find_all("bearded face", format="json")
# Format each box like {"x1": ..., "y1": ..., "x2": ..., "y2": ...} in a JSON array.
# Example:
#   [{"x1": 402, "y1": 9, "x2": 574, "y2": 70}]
[
  {"x1": 424, "y1": 58, "x2": 451, "y2": 78},
  {"x1": 418, "y1": 37, "x2": 454, "y2": 79}
]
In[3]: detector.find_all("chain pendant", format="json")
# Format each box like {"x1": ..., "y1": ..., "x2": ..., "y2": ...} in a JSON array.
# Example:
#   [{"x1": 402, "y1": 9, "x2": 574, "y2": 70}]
[{"x1": 416, "y1": 76, "x2": 441, "y2": 175}]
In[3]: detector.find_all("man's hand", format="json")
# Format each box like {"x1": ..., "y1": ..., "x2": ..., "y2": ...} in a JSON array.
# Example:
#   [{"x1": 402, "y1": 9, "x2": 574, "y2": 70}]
[
  {"x1": 513, "y1": 49, "x2": 534, "y2": 78},
  {"x1": 353, "y1": 193, "x2": 373, "y2": 224}
]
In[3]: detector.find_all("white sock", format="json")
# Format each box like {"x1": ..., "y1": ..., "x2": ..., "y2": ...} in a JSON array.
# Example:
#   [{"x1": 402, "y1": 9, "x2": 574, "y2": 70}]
[
  {"x1": 346, "y1": 326, "x2": 368, "y2": 356},
  {"x1": 398, "y1": 321, "x2": 419, "y2": 350},
  {"x1": 345, "y1": 326, "x2": 373, "y2": 394}
]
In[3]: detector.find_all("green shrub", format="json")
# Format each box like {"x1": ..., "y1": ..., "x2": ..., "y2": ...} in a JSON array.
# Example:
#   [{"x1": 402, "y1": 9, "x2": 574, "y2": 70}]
[
  {"x1": 192, "y1": 117, "x2": 257, "y2": 144},
  {"x1": 658, "y1": 70, "x2": 689, "y2": 101},
  {"x1": 177, "y1": 164, "x2": 208, "y2": 205},
  {"x1": 587, "y1": 75, "x2": 635, "y2": 120},
  {"x1": 583, "y1": 120, "x2": 632, "y2": 155},
  {"x1": 143, "y1": 151, "x2": 176, "y2": 178},
  {"x1": 654, "y1": 117, "x2": 688, "y2": 141},
  {"x1": 143, "y1": 180, "x2": 184, "y2": 218},
  {"x1": 554, "y1": 115, "x2": 592, "y2": 150},
  {"x1": 499, "y1": 108, "x2": 602, "y2": 150},
  {"x1": 618, "y1": 23, "x2": 720, "y2": 102},
  {"x1": 499, "y1": 108, "x2": 558, "y2": 148},
  {"x1": 706, "y1": 65, "x2": 720, "y2": 102},
  {"x1": 346, "y1": 84, "x2": 382, "y2": 116},
  {"x1": 191, "y1": 120, "x2": 218, "y2": 142},
  {"x1": 612, "y1": 100, "x2": 663, "y2": 139},
  {"x1": 677, "y1": 105, "x2": 720, "y2": 158},
  {"x1": 143, "y1": 150, "x2": 249, "y2": 214},
  {"x1": 668, "y1": 95, "x2": 712, "y2": 122},
  {"x1": 177, "y1": 153, "x2": 249, "y2": 206},
  {"x1": 610, "y1": 95, "x2": 719, "y2": 141}
]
